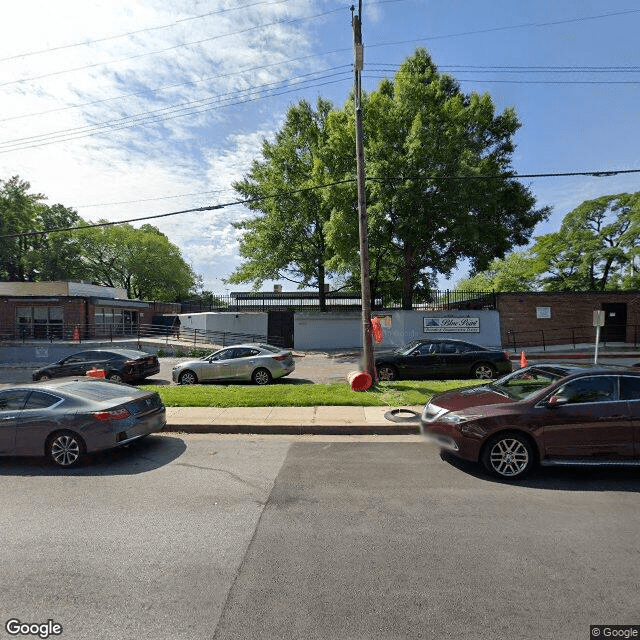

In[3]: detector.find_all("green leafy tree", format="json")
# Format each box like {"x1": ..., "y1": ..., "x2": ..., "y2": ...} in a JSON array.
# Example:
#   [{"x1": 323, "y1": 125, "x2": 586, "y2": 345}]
[
  {"x1": 456, "y1": 250, "x2": 542, "y2": 292},
  {"x1": 0, "y1": 176, "x2": 46, "y2": 281},
  {"x1": 327, "y1": 49, "x2": 549, "y2": 308},
  {"x1": 229, "y1": 98, "x2": 338, "y2": 310},
  {"x1": 0, "y1": 176, "x2": 83, "y2": 282},
  {"x1": 75, "y1": 223, "x2": 198, "y2": 301},
  {"x1": 534, "y1": 193, "x2": 640, "y2": 291}
]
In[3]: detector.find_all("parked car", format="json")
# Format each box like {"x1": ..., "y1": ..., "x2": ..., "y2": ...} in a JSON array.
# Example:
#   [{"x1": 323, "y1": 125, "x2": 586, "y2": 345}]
[
  {"x1": 421, "y1": 363, "x2": 640, "y2": 480},
  {"x1": 32, "y1": 349, "x2": 160, "y2": 383},
  {"x1": 172, "y1": 343, "x2": 295, "y2": 385},
  {"x1": 375, "y1": 339, "x2": 512, "y2": 381},
  {"x1": 0, "y1": 379, "x2": 166, "y2": 467}
]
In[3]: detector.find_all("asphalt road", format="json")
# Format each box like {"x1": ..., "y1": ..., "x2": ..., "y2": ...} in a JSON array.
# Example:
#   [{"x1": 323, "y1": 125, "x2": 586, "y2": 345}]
[{"x1": 1, "y1": 434, "x2": 638, "y2": 640}]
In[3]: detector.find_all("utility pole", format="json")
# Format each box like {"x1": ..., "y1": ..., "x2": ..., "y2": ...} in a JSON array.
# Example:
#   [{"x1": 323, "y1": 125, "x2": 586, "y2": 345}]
[{"x1": 351, "y1": 1, "x2": 375, "y2": 380}]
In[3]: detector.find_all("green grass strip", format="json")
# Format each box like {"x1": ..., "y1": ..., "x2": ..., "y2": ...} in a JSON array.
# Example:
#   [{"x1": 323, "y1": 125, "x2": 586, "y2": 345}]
[{"x1": 142, "y1": 379, "x2": 481, "y2": 408}]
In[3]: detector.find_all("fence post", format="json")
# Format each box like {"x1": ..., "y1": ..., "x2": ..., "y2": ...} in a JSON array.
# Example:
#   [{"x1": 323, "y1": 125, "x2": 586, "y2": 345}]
[
  {"x1": 194, "y1": 329, "x2": 198, "y2": 347},
  {"x1": 541, "y1": 330, "x2": 546, "y2": 351}
]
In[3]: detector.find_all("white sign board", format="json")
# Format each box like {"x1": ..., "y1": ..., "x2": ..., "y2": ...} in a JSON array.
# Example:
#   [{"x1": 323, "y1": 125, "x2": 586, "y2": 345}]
[
  {"x1": 423, "y1": 317, "x2": 480, "y2": 333},
  {"x1": 593, "y1": 310, "x2": 605, "y2": 327},
  {"x1": 536, "y1": 306, "x2": 551, "y2": 319}
]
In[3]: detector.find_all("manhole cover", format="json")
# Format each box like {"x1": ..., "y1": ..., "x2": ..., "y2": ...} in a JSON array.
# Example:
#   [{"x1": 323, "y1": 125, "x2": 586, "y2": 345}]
[{"x1": 383, "y1": 408, "x2": 421, "y2": 423}]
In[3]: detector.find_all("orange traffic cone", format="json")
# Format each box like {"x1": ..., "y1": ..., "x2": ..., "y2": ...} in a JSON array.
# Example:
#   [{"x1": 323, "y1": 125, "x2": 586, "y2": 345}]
[
  {"x1": 520, "y1": 351, "x2": 528, "y2": 368},
  {"x1": 72, "y1": 325, "x2": 80, "y2": 342}
]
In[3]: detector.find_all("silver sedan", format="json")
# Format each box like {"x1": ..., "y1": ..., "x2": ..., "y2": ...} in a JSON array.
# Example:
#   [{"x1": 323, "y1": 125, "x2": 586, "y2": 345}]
[{"x1": 171, "y1": 343, "x2": 295, "y2": 385}]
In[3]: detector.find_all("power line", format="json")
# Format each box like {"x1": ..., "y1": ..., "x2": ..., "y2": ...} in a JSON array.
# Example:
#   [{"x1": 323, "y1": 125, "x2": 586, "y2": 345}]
[
  {"x1": 0, "y1": 71, "x2": 353, "y2": 153},
  {"x1": 3, "y1": 169, "x2": 640, "y2": 240},
  {"x1": 0, "y1": 7, "x2": 345, "y2": 89},
  {"x1": 0, "y1": 0, "x2": 291, "y2": 63}
]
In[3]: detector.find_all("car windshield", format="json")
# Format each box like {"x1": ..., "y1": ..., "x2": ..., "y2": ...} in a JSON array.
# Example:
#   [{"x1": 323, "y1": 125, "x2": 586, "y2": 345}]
[
  {"x1": 394, "y1": 341, "x2": 422, "y2": 355},
  {"x1": 487, "y1": 366, "x2": 569, "y2": 400}
]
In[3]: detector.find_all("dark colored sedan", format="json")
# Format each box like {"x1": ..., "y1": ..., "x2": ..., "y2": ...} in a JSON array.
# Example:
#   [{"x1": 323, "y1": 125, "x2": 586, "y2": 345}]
[
  {"x1": 32, "y1": 349, "x2": 160, "y2": 383},
  {"x1": 375, "y1": 339, "x2": 512, "y2": 381},
  {"x1": 421, "y1": 364, "x2": 640, "y2": 480},
  {"x1": 0, "y1": 379, "x2": 166, "y2": 467}
]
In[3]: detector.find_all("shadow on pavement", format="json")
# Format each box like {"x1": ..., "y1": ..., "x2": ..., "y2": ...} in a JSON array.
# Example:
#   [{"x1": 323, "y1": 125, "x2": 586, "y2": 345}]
[
  {"x1": 439, "y1": 451, "x2": 640, "y2": 492},
  {"x1": 0, "y1": 435, "x2": 186, "y2": 477}
]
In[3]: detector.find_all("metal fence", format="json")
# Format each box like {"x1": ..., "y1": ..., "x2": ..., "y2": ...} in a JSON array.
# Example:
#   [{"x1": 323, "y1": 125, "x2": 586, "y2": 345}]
[
  {"x1": 0, "y1": 322, "x2": 279, "y2": 349},
  {"x1": 506, "y1": 324, "x2": 640, "y2": 351},
  {"x1": 180, "y1": 289, "x2": 497, "y2": 313}
]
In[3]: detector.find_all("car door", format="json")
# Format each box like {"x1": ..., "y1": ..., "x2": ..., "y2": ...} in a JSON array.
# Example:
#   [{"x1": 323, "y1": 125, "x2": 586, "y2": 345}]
[
  {"x1": 619, "y1": 375, "x2": 640, "y2": 456},
  {"x1": 14, "y1": 390, "x2": 64, "y2": 456},
  {"x1": 402, "y1": 342, "x2": 441, "y2": 378},
  {"x1": 57, "y1": 352, "x2": 95, "y2": 377},
  {"x1": 437, "y1": 341, "x2": 469, "y2": 377},
  {"x1": 232, "y1": 348, "x2": 262, "y2": 380},
  {"x1": 201, "y1": 348, "x2": 238, "y2": 381},
  {"x1": 541, "y1": 375, "x2": 633, "y2": 458},
  {"x1": 0, "y1": 389, "x2": 30, "y2": 454}
]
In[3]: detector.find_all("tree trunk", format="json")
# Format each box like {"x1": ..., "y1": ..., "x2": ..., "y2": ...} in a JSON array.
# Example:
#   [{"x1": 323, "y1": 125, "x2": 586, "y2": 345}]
[
  {"x1": 318, "y1": 262, "x2": 327, "y2": 311},
  {"x1": 401, "y1": 243, "x2": 415, "y2": 310}
]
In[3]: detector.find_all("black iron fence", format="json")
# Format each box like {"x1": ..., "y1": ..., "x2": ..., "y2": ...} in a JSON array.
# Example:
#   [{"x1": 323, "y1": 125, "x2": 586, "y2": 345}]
[
  {"x1": 506, "y1": 324, "x2": 640, "y2": 351},
  {"x1": 180, "y1": 289, "x2": 497, "y2": 313}
]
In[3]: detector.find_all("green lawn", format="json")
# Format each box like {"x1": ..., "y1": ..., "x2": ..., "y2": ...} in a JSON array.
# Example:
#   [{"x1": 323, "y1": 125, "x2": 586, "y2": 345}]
[{"x1": 142, "y1": 379, "x2": 482, "y2": 408}]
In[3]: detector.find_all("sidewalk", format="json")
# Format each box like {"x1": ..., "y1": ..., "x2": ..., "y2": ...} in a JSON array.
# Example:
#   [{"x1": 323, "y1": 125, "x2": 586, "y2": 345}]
[{"x1": 164, "y1": 405, "x2": 424, "y2": 435}]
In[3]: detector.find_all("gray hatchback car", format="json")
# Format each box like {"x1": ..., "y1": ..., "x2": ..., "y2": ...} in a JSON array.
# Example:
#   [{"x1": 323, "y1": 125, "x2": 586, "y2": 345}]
[{"x1": 172, "y1": 343, "x2": 295, "y2": 385}]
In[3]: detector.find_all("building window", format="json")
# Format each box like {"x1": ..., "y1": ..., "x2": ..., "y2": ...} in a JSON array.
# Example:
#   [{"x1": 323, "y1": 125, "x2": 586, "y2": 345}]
[{"x1": 15, "y1": 306, "x2": 63, "y2": 339}]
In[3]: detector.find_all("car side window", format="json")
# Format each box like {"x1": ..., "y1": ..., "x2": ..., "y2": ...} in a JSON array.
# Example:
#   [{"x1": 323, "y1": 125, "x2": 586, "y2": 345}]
[
  {"x1": 0, "y1": 390, "x2": 30, "y2": 411},
  {"x1": 66, "y1": 353, "x2": 90, "y2": 363},
  {"x1": 416, "y1": 343, "x2": 437, "y2": 356},
  {"x1": 555, "y1": 376, "x2": 617, "y2": 404},
  {"x1": 620, "y1": 376, "x2": 640, "y2": 401},
  {"x1": 441, "y1": 343, "x2": 458, "y2": 354},
  {"x1": 235, "y1": 348, "x2": 259, "y2": 358},
  {"x1": 24, "y1": 391, "x2": 62, "y2": 409}
]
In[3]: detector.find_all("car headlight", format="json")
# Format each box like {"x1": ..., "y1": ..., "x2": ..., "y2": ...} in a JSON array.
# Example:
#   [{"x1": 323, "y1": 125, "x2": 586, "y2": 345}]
[{"x1": 440, "y1": 412, "x2": 482, "y2": 425}]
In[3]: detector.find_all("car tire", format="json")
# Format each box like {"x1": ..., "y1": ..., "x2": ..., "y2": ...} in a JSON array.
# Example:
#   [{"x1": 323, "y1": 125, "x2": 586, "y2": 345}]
[
  {"x1": 38, "y1": 374, "x2": 51, "y2": 381},
  {"x1": 107, "y1": 372, "x2": 123, "y2": 382},
  {"x1": 471, "y1": 362, "x2": 497, "y2": 380},
  {"x1": 47, "y1": 430, "x2": 85, "y2": 468},
  {"x1": 481, "y1": 432, "x2": 535, "y2": 480},
  {"x1": 179, "y1": 370, "x2": 198, "y2": 385},
  {"x1": 252, "y1": 368, "x2": 272, "y2": 385},
  {"x1": 377, "y1": 365, "x2": 398, "y2": 382}
]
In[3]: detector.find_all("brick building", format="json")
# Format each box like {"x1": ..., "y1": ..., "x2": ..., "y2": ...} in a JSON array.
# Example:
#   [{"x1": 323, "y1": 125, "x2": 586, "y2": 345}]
[
  {"x1": 0, "y1": 282, "x2": 180, "y2": 341},
  {"x1": 497, "y1": 292, "x2": 640, "y2": 349}
]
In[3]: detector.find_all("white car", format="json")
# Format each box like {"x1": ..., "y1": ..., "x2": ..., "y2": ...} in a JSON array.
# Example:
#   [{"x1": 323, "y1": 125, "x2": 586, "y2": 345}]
[{"x1": 171, "y1": 343, "x2": 295, "y2": 385}]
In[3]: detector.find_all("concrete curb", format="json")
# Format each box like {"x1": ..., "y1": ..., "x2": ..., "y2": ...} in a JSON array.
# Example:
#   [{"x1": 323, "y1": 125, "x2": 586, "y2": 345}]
[{"x1": 163, "y1": 423, "x2": 420, "y2": 435}]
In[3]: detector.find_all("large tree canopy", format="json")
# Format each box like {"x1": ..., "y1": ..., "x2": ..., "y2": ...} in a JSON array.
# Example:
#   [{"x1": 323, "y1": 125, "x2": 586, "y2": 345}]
[
  {"x1": 229, "y1": 98, "x2": 338, "y2": 310},
  {"x1": 74, "y1": 223, "x2": 198, "y2": 300},
  {"x1": 456, "y1": 192, "x2": 640, "y2": 292},
  {"x1": 0, "y1": 175, "x2": 200, "y2": 301},
  {"x1": 231, "y1": 49, "x2": 548, "y2": 309},
  {"x1": 0, "y1": 176, "x2": 81, "y2": 282}
]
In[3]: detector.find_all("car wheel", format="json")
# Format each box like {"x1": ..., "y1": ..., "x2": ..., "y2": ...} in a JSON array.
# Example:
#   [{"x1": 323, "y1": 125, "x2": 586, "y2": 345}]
[
  {"x1": 47, "y1": 431, "x2": 85, "y2": 468},
  {"x1": 179, "y1": 370, "x2": 198, "y2": 385},
  {"x1": 252, "y1": 368, "x2": 272, "y2": 385},
  {"x1": 481, "y1": 432, "x2": 534, "y2": 480},
  {"x1": 107, "y1": 372, "x2": 123, "y2": 382},
  {"x1": 377, "y1": 365, "x2": 398, "y2": 382},
  {"x1": 471, "y1": 362, "x2": 497, "y2": 380},
  {"x1": 38, "y1": 374, "x2": 51, "y2": 381}
]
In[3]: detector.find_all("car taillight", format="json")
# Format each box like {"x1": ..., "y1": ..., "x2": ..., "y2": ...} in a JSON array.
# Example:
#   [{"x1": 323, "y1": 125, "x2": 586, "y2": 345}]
[
  {"x1": 93, "y1": 409, "x2": 130, "y2": 421},
  {"x1": 273, "y1": 355, "x2": 287, "y2": 361},
  {"x1": 504, "y1": 352, "x2": 511, "y2": 361}
]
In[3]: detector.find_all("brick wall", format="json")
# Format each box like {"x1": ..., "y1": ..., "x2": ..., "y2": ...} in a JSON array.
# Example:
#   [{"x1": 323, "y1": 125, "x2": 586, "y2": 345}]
[{"x1": 498, "y1": 292, "x2": 640, "y2": 348}]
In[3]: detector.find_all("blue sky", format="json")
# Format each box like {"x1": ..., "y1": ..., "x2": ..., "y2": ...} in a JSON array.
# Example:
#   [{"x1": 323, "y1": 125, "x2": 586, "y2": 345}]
[{"x1": 1, "y1": 0, "x2": 639, "y2": 293}]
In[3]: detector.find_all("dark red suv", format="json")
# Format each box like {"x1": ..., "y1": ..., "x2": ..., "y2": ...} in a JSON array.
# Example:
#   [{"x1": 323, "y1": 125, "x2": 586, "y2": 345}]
[{"x1": 421, "y1": 363, "x2": 640, "y2": 480}]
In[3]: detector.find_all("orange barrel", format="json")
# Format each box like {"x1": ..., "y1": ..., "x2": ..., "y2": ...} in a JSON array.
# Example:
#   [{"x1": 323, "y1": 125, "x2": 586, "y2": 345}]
[
  {"x1": 86, "y1": 369, "x2": 106, "y2": 378},
  {"x1": 347, "y1": 370, "x2": 373, "y2": 391}
]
